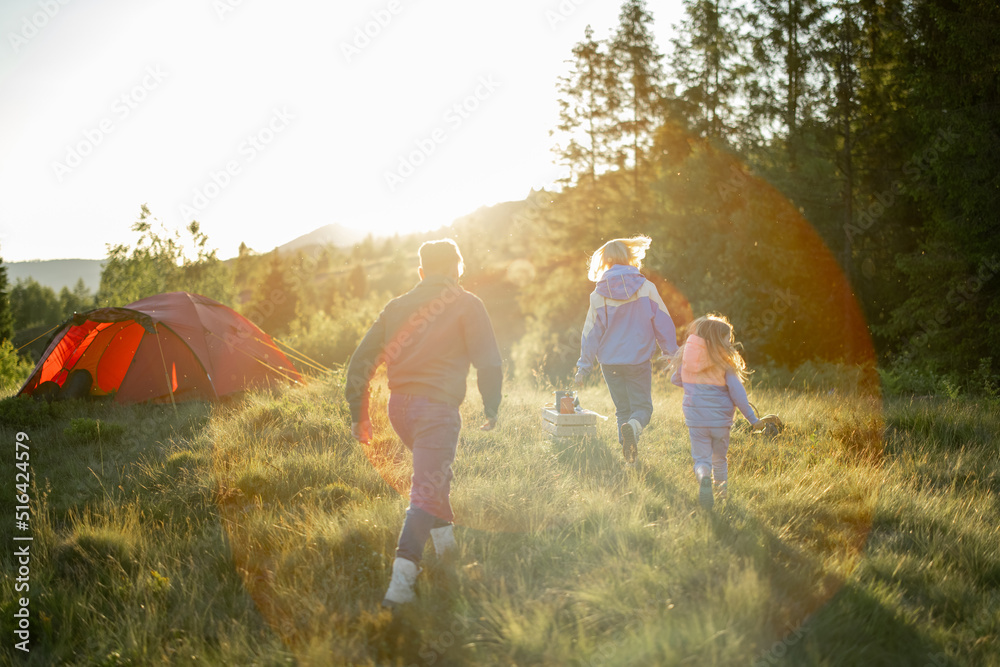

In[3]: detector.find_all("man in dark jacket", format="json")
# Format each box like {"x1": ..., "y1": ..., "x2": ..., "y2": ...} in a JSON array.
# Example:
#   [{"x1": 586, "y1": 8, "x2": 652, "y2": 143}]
[{"x1": 346, "y1": 238, "x2": 502, "y2": 606}]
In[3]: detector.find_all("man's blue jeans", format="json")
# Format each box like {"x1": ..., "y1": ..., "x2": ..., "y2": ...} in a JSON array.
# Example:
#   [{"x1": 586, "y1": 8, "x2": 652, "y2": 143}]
[
  {"x1": 601, "y1": 362, "x2": 653, "y2": 443},
  {"x1": 387, "y1": 394, "x2": 461, "y2": 563}
]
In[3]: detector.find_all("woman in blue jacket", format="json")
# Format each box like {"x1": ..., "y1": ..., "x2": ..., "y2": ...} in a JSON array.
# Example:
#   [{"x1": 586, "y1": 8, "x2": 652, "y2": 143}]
[{"x1": 575, "y1": 235, "x2": 678, "y2": 464}]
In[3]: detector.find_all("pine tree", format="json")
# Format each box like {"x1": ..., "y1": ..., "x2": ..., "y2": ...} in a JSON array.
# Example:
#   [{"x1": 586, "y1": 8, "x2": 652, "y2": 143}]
[
  {"x1": 609, "y1": 0, "x2": 666, "y2": 204},
  {"x1": 815, "y1": 0, "x2": 865, "y2": 274},
  {"x1": 747, "y1": 0, "x2": 828, "y2": 168},
  {"x1": 59, "y1": 278, "x2": 94, "y2": 318},
  {"x1": 0, "y1": 254, "x2": 13, "y2": 342},
  {"x1": 347, "y1": 264, "x2": 367, "y2": 300},
  {"x1": 669, "y1": 0, "x2": 750, "y2": 144},
  {"x1": 250, "y1": 251, "x2": 299, "y2": 335},
  {"x1": 10, "y1": 278, "x2": 62, "y2": 331},
  {"x1": 553, "y1": 25, "x2": 616, "y2": 187},
  {"x1": 879, "y1": 0, "x2": 1000, "y2": 383}
]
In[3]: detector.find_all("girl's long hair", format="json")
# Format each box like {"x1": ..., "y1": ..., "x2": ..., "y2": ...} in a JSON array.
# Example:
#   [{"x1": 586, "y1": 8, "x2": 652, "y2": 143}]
[
  {"x1": 670, "y1": 314, "x2": 749, "y2": 382},
  {"x1": 587, "y1": 235, "x2": 652, "y2": 281}
]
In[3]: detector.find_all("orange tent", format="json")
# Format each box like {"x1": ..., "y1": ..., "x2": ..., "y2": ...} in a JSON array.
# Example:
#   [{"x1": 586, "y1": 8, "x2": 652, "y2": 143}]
[{"x1": 18, "y1": 291, "x2": 300, "y2": 403}]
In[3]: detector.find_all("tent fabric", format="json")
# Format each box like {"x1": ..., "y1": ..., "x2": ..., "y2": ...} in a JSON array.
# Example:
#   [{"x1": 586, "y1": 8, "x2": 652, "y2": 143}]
[{"x1": 18, "y1": 292, "x2": 301, "y2": 404}]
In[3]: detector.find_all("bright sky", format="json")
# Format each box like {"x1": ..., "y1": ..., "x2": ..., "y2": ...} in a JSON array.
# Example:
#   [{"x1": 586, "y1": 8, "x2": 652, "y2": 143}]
[{"x1": 0, "y1": 0, "x2": 684, "y2": 262}]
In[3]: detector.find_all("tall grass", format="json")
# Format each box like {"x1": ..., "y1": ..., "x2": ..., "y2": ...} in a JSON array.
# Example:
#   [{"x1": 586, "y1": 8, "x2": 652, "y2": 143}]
[{"x1": 1, "y1": 375, "x2": 997, "y2": 665}]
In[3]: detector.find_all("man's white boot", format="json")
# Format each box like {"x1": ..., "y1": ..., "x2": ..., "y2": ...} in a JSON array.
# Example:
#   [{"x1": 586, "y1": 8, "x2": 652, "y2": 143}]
[
  {"x1": 383, "y1": 557, "x2": 420, "y2": 606},
  {"x1": 430, "y1": 524, "x2": 457, "y2": 557}
]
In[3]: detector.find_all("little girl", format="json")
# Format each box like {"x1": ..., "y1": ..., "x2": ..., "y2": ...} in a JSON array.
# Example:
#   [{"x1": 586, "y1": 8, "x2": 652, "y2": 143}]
[
  {"x1": 575, "y1": 235, "x2": 678, "y2": 464},
  {"x1": 670, "y1": 314, "x2": 759, "y2": 508}
]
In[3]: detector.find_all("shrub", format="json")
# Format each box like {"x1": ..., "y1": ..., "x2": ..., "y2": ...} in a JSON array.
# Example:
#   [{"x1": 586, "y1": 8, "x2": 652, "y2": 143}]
[
  {"x1": 0, "y1": 339, "x2": 34, "y2": 395},
  {"x1": 0, "y1": 394, "x2": 61, "y2": 427},
  {"x1": 510, "y1": 318, "x2": 581, "y2": 387},
  {"x1": 52, "y1": 526, "x2": 139, "y2": 586},
  {"x1": 753, "y1": 360, "x2": 881, "y2": 395},
  {"x1": 877, "y1": 355, "x2": 1000, "y2": 398},
  {"x1": 283, "y1": 294, "x2": 387, "y2": 371}
]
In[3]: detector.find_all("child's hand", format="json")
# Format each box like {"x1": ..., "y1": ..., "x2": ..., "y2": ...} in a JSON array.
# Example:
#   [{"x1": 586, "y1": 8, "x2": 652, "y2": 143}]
[
  {"x1": 574, "y1": 369, "x2": 586, "y2": 387},
  {"x1": 480, "y1": 418, "x2": 497, "y2": 431},
  {"x1": 751, "y1": 414, "x2": 784, "y2": 437}
]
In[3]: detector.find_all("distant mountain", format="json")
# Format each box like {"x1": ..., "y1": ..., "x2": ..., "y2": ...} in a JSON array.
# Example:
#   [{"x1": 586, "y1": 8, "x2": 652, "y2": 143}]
[
  {"x1": 6, "y1": 259, "x2": 103, "y2": 293},
  {"x1": 4, "y1": 211, "x2": 518, "y2": 294},
  {"x1": 445, "y1": 198, "x2": 537, "y2": 236},
  {"x1": 276, "y1": 223, "x2": 371, "y2": 254}
]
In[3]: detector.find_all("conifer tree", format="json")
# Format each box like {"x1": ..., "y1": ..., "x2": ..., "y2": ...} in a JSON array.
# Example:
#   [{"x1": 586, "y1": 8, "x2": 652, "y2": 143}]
[
  {"x1": 747, "y1": 0, "x2": 827, "y2": 167},
  {"x1": 347, "y1": 264, "x2": 367, "y2": 300},
  {"x1": 553, "y1": 25, "x2": 616, "y2": 187},
  {"x1": 669, "y1": 0, "x2": 750, "y2": 144},
  {"x1": 59, "y1": 278, "x2": 94, "y2": 318},
  {"x1": 250, "y1": 250, "x2": 299, "y2": 335},
  {"x1": 879, "y1": 0, "x2": 1000, "y2": 381},
  {"x1": 10, "y1": 278, "x2": 61, "y2": 331},
  {"x1": 609, "y1": 0, "x2": 665, "y2": 203},
  {"x1": 818, "y1": 0, "x2": 862, "y2": 275},
  {"x1": 0, "y1": 254, "x2": 13, "y2": 342}
]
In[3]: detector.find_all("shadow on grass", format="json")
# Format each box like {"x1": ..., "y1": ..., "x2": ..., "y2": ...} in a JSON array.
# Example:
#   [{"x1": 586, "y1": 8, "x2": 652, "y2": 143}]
[
  {"x1": 781, "y1": 582, "x2": 950, "y2": 666},
  {"x1": 548, "y1": 434, "x2": 624, "y2": 484},
  {"x1": 711, "y1": 499, "x2": 835, "y2": 625},
  {"x1": 706, "y1": 498, "x2": 958, "y2": 666},
  {"x1": 310, "y1": 557, "x2": 476, "y2": 667}
]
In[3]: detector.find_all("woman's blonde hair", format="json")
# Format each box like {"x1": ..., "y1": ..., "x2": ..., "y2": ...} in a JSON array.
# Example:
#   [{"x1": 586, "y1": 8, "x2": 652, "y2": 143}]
[
  {"x1": 587, "y1": 235, "x2": 652, "y2": 281},
  {"x1": 670, "y1": 314, "x2": 749, "y2": 382}
]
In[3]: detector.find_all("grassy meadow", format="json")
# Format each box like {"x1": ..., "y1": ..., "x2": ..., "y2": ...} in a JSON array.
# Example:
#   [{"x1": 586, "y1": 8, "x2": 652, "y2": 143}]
[{"x1": 1, "y1": 371, "x2": 998, "y2": 666}]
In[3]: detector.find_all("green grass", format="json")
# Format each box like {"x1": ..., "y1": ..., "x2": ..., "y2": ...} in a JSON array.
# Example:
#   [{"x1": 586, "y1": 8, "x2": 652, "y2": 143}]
[{"x1": 1, "y1": 375, "x2": 997, "y2": 665}]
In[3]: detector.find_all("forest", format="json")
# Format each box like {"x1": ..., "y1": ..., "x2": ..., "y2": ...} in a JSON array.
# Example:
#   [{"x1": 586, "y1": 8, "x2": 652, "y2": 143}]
[{"x1": 1, "y1": 0, "x2": 997, "y2": 397}]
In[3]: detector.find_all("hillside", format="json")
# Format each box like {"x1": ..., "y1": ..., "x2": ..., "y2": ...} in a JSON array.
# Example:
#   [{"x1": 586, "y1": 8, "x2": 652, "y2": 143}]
[
  {"x1": 0, "y1": 205, "x2": 517, "y2": 295},
  {"x1": 6, "y1": 259, "x2": 104, "y2": 293},
  {"x1": 275, "y1": 223, "x2": 373, "y2": 255},
  {"x1": 3, "y1": 223, "x2": 370, "y2": 293}
]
